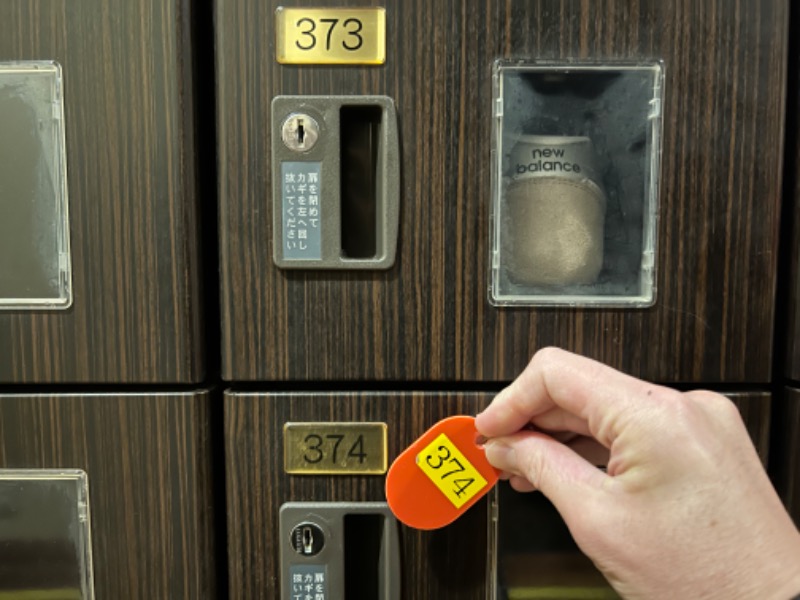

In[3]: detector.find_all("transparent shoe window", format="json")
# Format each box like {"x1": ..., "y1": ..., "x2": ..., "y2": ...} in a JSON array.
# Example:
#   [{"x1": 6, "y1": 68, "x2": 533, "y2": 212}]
[
  {"x1": 0, "y1": 470, "x2": 94, "y2": 600},
  {"x1": 490, "y1": 62, "x2": 663, "y2": 307},
  {"x1": 0, "y1": 61, "x2": 71, "y2": 310}
]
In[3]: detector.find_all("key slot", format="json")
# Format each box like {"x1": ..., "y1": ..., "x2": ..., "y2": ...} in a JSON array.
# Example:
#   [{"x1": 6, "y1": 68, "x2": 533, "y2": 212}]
[
  {"x1": 340, "y1": 105, "x2": 382, "y2": 259},
  {"x1": 302, "y1": 525, "x2": 314, "y2": 553}
]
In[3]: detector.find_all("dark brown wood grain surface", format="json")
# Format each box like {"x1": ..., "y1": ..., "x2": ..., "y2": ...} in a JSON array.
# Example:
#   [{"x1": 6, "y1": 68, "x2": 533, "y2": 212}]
[
  {"x1": 785, "y1": 12, "x2": 800, "y2": 381},
  {"x1": 217, "y1": 0, "x2": 789, "y2": 382},
  {"x1": 217, "y1": 0, "x2": 787, "y2": 383},
  {"x1": 224, "y1": 390, "x2": 770, "y2": 599},
  {"x1": 0, "y1": 0, "x2": 203, "y2": 383},
  {"x1": 776, "y1": 388, "x2": 800, "y2": 525},
  {"x1": 0, "y1": 391, "x2": 217, "y2": 599}
]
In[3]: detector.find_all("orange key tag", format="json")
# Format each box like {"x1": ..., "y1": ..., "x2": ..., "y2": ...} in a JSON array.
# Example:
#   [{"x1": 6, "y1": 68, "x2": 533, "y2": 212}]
[{"x1": 385, "y1": 415, "x2": 500, "y2": 530}]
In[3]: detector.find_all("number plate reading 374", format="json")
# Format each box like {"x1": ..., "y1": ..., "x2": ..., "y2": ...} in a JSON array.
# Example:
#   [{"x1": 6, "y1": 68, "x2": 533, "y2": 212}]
[
  {"x1": 275, "y1": 7, "x2": 386, "y2": 65},
  {"x1": 417, "y1": 433, "x2": 488, "y2": 508},
  {"x1": 283, "y1": 422, "x2": 388, "y2": 475}
]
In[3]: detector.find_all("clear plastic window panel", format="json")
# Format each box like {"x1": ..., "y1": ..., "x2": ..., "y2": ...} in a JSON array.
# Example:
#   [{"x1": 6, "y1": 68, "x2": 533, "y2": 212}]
[
  {"x1": 0, "y1": 61, "x2": 72, "y2": 309},
  {"x1": 491, "y1": 484, "x2": 620, "y2": 600},
  {"x1": 490, "y1": 62, "x2": 663, "y2": 307},
  {"x1": 0, "y1": 470, "x2": 94, "y2": 600}
]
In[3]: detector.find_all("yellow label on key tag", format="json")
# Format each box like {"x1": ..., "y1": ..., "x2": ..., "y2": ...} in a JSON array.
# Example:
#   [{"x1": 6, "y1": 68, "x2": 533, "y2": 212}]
[{"x1": 417, "y1": 433, "x2": 488, "y2": 509}]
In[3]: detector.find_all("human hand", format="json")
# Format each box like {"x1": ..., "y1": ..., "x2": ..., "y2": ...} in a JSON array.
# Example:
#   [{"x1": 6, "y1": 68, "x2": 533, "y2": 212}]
[{"x1": 476, "y1": 347, "x2": 800, "y2": 600}]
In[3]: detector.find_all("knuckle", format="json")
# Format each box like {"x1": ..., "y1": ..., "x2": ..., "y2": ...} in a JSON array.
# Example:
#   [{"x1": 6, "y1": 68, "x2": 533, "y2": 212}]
[
  {"x1": 530, "y1": 346, "x2": 566, "y2": 370},
  {"x1": 684, "y1": 389, "x2": 741, "y2": 421}
]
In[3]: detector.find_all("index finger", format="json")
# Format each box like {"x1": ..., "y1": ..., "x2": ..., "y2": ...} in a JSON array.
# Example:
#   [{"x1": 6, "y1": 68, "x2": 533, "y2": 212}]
[{"x1": 475, "y1": 347, "x2": 667, "y2": 447}]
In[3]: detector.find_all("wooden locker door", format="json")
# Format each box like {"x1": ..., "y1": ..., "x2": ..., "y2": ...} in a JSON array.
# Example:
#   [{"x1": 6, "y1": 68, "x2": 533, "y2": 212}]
[
  {"x1": 217, "y1": 0, "x2": 787, "y2": 383},
  {"x1": 0, "y1": 0, "x2": 203, "y2": 383},
  {"x1": 225, "y1": 392, "x2": 492, "y2": 600},
  {"x1": 224, "y1": 390, "x2": 770, "y2": 599},
  {"x1": 785, "y1": 12, "x2": 800, "y2": 381},
  {"x1": 0, "y1": 392, "x2": 217, "y2": 599}
]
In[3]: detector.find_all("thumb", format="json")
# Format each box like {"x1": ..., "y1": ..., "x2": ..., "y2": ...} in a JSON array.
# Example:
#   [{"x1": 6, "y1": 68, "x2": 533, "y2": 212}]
[{"x1": 484, "y1": 431, "x2": 610, "y2": 515}]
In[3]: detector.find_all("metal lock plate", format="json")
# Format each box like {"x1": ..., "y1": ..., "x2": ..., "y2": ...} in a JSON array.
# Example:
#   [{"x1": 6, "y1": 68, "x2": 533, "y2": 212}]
[
  {"x1": 272, "y1": 95, "x2": 400, "y2": 270},
  {"x1": 280, "y1": 502, "x2": 400, "y2": 600}
]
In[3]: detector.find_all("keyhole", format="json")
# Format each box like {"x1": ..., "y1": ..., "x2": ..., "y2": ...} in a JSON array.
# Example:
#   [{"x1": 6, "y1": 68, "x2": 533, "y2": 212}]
[
  {"x1": 290, "y1": 522, "x2": 325, "y2": 556},
  {"x1": 281, "y1": 113, "x2": 319, "y2": 152},
  {"x1": 302, "y1": 525, "x2": 314, "y2": 553}
]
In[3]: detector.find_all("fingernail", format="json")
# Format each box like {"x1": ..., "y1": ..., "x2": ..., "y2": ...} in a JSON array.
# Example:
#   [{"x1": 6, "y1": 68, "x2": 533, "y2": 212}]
[{"x1": 484, "y1": 440, "x2": 517, "y2": 471}]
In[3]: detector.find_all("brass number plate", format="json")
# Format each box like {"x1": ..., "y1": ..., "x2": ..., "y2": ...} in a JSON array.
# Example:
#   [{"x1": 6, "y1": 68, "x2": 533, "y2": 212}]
[
  {"x1": 275, "y1": 7, "x2": 386, "y2": 65},
  {"x1": 284, "y1": 422, "x2": 388, "y2": 474}
]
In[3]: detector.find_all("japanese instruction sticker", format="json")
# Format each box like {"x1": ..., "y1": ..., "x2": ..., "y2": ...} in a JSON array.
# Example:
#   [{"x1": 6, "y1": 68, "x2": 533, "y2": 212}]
[
  {"x1": 282, "y1": 162, "x2": 322, "y2": 260},
  {"x1": 288, "y1": 564, "x2": 327, "y2": 600}
]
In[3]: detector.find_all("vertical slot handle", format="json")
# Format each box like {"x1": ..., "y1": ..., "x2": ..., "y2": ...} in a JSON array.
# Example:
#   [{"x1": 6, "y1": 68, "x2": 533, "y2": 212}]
[
  {"x1": 340, "y1": 105, "x2": 382, "y2": 259},
  {"x1": 344, "y1": 512, "x2": 401, "y2": 600}
]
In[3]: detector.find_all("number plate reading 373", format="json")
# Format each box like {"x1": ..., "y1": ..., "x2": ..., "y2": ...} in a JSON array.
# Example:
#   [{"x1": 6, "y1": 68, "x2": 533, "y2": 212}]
[
  {"x1": 417, "y1": 433, "x2": 488, "y2": 508},
  {"x1": 275, "y1": 7, "x2": 386, "y2": 65},
  {"x1": 283, "y1": 422, "x2": 388, "y2": 475}
]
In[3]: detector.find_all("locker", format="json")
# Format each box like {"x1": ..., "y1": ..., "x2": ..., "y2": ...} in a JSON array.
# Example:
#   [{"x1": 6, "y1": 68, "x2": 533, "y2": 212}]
[
  {"x1": 224, "y1": 391, "x2": 770, "y2": 599},
  {"x1": 0, "y1": 392, "x2": 217, "y2": 598},
  {"x1": 0, "y1": 0, "x2": 203, "y2": 383},
  {"x1": 217, "y1": 0, "x2": 787, "y2": 383}
]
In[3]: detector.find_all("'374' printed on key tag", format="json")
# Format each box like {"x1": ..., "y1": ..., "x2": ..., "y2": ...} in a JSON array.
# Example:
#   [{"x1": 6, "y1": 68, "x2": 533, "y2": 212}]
[{"x1": 385, "y1": 416, "x2": 500, "y2": 530}]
